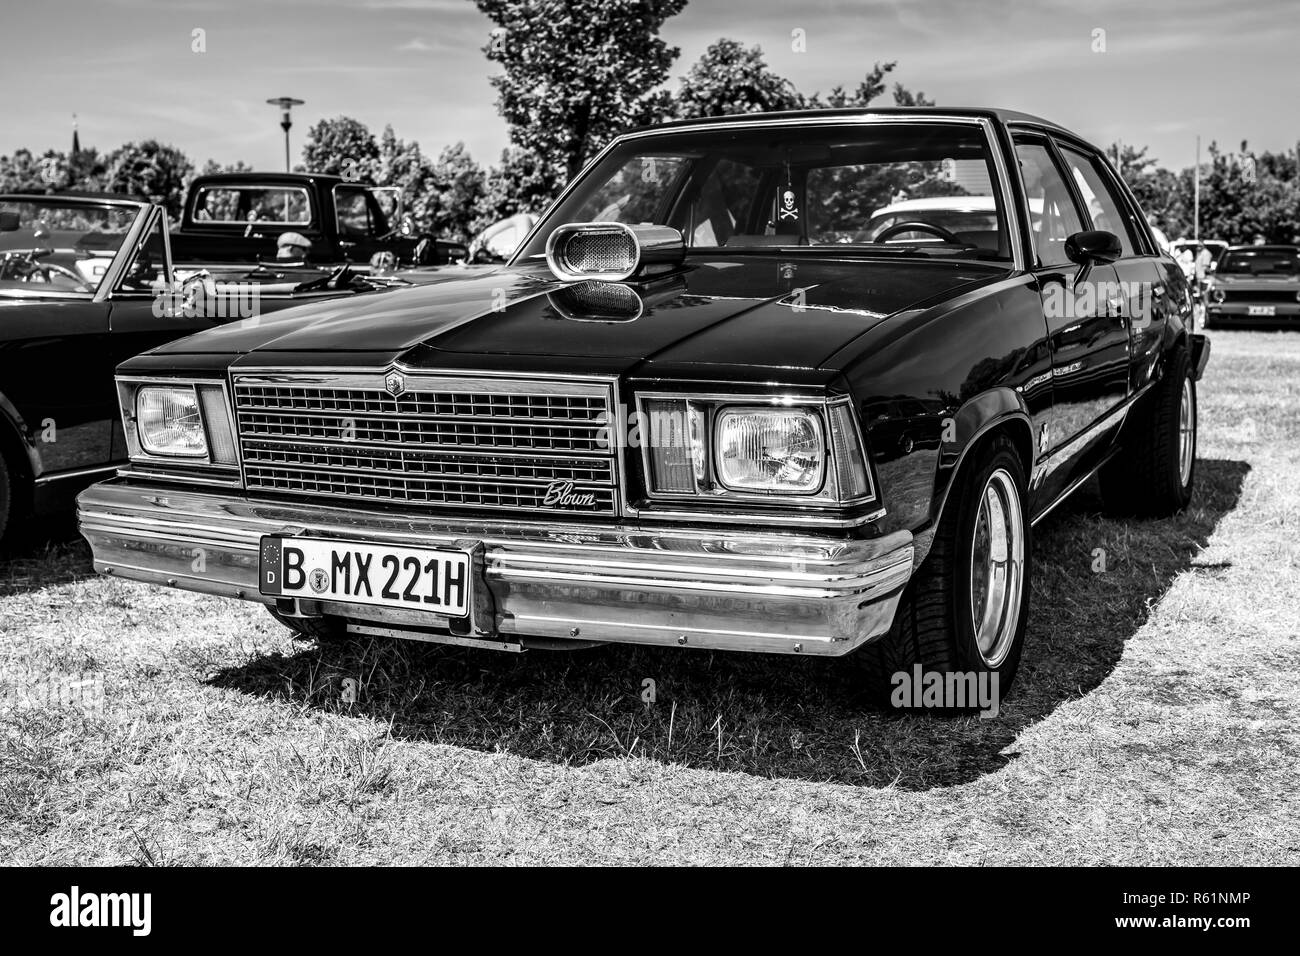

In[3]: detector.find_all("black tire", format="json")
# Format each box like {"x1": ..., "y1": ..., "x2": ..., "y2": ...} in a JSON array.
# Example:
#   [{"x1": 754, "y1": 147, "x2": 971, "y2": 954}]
[
  {"x1": 857, "y1": 433, "x2": 1032, "y2": 710},
  {"x1": 266, "y1": 606, "x2": 347, "y2": 643},
  {"x1": 1099, "y1": 347, "x2": 1195, "y2": 517}
]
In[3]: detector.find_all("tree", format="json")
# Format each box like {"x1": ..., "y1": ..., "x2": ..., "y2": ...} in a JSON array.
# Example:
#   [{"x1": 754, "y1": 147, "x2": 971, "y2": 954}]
[
  {"x1": 301, "y1": 116, "x2": 380, "y2": 180},
  {"x1": 427, "y1": 142, "x2": 487, "y2": 244},
  {"x1": 670, "y1": 47, "x2": 933, "y2": 119},
  {"x1": 672, "y1": 39, "x2": 802, "y2": 118},
  {"x1": 199, "y1": 159, "x2": 254, "y2": 176},
  {"x1": 801, "y1": 61, "x2": 898, "y2": 109},
  {"x1": 372, "y1": 125, "x2": 435, "y2": 232},
  {"x1": 104, "y1": 140, "x2": 194, "y2": 217},
  {"x1": 475, "y1": 0, "x2": 689, "y2": 184},
  {"x1": 474, "y1": 147, "x2": 560, "y2": 229},
  {"x1": 0, "y1": 149, "x2": 65, "y2": 192},
  {"x1": 1194, "y1": 141, "x2": 1300, "y2": 244}
]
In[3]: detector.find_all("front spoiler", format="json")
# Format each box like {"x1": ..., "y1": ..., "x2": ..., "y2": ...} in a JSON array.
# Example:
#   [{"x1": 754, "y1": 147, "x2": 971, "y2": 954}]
[{"x1": 77, "y1": 480, "x2": 913, "y2": 657}]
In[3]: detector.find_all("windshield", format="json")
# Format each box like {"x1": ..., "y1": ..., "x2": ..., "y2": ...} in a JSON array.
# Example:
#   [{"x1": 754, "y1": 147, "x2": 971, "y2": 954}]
[
  {"x1": 518, "y1": 121, "x2": 1010, "y2": 261},
  {"x1": 0, "y1": 198, "x2": 140, "y2": 294},
  {"x1": 1217, "y1": 248, "x2": 1300, "y2": 275}
]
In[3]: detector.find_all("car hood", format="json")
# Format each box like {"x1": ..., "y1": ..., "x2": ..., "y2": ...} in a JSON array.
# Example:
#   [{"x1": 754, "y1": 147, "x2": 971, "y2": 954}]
[{"x1": 150, "y1": 255, "x2": 1007, "y2": 373}]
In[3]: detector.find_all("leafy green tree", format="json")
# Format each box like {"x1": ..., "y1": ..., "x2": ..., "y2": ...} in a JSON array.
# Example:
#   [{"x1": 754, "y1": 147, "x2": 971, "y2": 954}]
[
  {"x1": 672, "y1": 39, "x2": 802, "y2": 118},
  {"x1": 801, "y1": 61, "x2": 903, "y2": 109},
  {"x1": 104, "y1": 140, "x2": 194, "y2": 217},
  {"x1": 301, "y1": 116, "x2": 380, "y2": 180},
  {"x1": 1195, "y1": 141, "x2": 1300, "y2": 244},
  {"x1": 475, "y1": 0, "x2": 689, "y2": 184},
  {"x1": 427, "y1": 142, "x2": 487, "y2": 244},
  {"x1": 671, "y1": 46, "x2": 932, "y2": 119},
  {"x1": 199, "y1": 159, "x2": 254, "y2": 176},
  {"x1": 373, "y1": 125, "x2": 435, "y2": 232},
  {"x1": 0, "y1": 149, "x2": 66, "y2": 191},
  {"x1": 474, "y1": 147, "x2": 560, "y2": 229}
]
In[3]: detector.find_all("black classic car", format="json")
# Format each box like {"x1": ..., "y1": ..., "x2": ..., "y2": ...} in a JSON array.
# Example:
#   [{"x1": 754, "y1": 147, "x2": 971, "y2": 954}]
[
  {"x1": 1204, "y1": 244, "x2": 1300, "y2": 328},
  {"x1": 77, "y1": 108, "x2": 1209, "y2": 699},
  {"x1": 0, "y1": 193, "x2": 410, "y2": 544},
  {"x1": 172, "y1": 172, "x2": 467, "y2": 268}
]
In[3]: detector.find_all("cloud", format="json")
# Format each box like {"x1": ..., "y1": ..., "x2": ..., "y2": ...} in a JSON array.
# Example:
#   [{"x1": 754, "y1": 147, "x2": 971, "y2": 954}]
[{"x1": 397, "y1": 37, "x2": 434, "y2": 52}]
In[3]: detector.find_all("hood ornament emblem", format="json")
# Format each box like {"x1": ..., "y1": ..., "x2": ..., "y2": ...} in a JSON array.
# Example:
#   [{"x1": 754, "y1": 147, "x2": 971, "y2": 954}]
[{"x1": 384, "y1": 369, "x2": 407, "y2": 398}]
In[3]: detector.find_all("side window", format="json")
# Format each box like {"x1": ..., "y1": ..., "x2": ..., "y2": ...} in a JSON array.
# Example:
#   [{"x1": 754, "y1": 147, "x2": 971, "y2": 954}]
[
  {"x1": 1014, "y1": 140, "x2": 1084, "y2": 268},
  {"x1": 335, "y1": 188, "x2": 372, "y2": 237},
  {"x1": 1057, "y1": 145, "x2": 1137, "y2": 256},
  {"x1": 116, "y1": 215, "x2": 171, "y2": 293},
  {"x1": 192, "y1": 187, "x2": 310, "y2": 225}
]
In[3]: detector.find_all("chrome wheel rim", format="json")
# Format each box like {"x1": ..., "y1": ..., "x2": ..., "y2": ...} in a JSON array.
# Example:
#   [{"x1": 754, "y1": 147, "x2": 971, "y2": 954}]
[
  {"x1": 969, "y1": 468, "x2": 1024, "y2": 668},
  {"x1": 1178, "y1": 377, "x2": 1195, "y2": 488}
]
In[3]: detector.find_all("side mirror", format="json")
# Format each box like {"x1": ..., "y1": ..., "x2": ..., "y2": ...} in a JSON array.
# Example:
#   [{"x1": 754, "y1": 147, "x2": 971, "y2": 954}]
[
  {"x1": 0, "y1": 211, "x2": 19, "y2": 232},
  {"x1": 1065, "y1": 230, "x2": 1121, "y2": 288}
]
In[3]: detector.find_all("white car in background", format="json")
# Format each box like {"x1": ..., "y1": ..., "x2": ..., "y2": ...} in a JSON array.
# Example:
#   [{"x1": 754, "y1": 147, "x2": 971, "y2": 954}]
[{"x1": 861, "y1": 195, "x2": 1044, "y2": 254}]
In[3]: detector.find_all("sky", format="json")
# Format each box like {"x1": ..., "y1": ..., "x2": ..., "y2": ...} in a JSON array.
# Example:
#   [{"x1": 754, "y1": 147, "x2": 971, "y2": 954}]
[{"x1": 2, "y1": 0, "x2": 1297, "y2": 174}]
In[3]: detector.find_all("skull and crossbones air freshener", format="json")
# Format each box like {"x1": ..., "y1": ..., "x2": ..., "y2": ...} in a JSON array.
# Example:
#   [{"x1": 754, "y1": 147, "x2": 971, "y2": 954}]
[{"x1": 778, "y1": 188, "x2": 800, "y2": 222}]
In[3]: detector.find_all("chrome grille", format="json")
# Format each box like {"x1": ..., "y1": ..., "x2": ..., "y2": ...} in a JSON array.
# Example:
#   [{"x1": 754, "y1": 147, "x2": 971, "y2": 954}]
[{"x1": 232, "y1": 371, "x2": 619, "y2": 515}]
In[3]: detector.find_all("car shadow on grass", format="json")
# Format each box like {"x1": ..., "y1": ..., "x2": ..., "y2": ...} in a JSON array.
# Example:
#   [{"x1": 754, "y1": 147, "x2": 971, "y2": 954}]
[
  {"x1": 0, "y1": 513, "x2": 94, "y2": 599},
  {"x1": 211, "y1": 457, "x2": 1249, "y2": 790}
]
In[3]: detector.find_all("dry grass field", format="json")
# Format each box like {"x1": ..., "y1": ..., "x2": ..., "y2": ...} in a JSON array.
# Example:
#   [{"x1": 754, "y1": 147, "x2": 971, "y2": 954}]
[{"x1": 2, "y1": 329, "x2": 1298, "y2": 865}]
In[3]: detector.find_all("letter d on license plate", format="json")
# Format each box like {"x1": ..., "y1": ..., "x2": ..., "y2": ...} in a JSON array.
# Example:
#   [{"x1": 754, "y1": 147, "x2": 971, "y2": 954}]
[{"x1": 259, "y1": 536, "x2": 472, "y2": 617}]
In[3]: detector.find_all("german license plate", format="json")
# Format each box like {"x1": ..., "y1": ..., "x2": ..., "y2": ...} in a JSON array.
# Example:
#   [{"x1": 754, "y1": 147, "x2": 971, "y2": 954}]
[
  {"x1": 259, "y1": 536, "x2": 471, "y2": 617},
  {"x1": 1247, "y1": 305, "x2": 1276, "y2": 316}
]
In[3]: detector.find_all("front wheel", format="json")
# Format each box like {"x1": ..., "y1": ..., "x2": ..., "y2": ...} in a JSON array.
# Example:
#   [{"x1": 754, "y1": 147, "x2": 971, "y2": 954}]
[{"x1": 857, "y1": 434, "x2": 1032, "y2": 710}]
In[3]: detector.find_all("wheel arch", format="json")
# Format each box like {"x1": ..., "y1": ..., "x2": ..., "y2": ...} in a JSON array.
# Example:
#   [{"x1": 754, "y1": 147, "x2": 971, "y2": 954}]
[
  {"x1": 921, "y1": 387, "x2": 1034, "y2": 563},
  {"x1": 0, "y1": 390, "x2": 37, "y2": 512}
]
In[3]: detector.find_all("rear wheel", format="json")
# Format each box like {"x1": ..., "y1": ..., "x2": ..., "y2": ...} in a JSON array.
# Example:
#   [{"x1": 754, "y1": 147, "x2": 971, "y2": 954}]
[
  {"x1": 857, "y1": 434, "x2": 1031, "y2": 709},
  {"x1": 1099, "y1": 347, "x2": 1195, "y2": 517}
]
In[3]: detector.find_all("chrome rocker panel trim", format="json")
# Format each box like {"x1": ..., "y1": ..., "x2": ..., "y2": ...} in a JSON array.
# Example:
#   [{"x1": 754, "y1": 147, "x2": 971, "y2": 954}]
[{"x1": 77, "y1": 481, "x2": 913, "y2": 657}]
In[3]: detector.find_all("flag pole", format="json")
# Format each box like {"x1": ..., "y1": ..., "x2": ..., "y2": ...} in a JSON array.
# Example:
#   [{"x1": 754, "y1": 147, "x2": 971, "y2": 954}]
[{"x1": 1194, "y1": 135, "x2": 1200, "y2": 242}]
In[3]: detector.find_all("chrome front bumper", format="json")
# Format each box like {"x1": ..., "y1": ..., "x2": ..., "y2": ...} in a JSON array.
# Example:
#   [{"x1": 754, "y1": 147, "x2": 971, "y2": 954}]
[{"x1": 77, "y1": 481, "x2": 913, "y2": 656}]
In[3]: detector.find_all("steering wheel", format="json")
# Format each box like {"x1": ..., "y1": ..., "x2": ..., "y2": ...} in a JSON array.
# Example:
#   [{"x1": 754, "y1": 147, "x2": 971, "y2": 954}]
[
  {"x1": 873, "y1": 220, "x2": 964, "y2": 245},
  {"x1": 0, "y1": 249, "x2": 93, "y2": 292}
]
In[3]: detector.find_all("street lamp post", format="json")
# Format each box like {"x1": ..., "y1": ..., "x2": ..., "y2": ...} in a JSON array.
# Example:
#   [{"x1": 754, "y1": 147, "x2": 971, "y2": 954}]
[{"x1": 266, "y1": 97, "x2": 305, "y2": 172}]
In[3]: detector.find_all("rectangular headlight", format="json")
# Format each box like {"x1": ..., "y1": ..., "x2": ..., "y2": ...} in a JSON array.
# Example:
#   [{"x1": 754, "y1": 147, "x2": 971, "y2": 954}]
[
  {"x1": 715, "y1": 407, "x2": 825, "y2": 493},
  {"x1": 137, "y1": 385, "x2": 207, "y2": 457},
  {"x1": 638, "y1": 393, "x2": 876, "y2": 509}
]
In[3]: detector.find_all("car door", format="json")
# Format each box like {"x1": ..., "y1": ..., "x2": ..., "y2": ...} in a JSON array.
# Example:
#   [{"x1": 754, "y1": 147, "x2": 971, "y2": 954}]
[
  {"x1": 1012, "y1": 133, "x2": 1130, "y2": 504},
  {"x1": 0, "y1": 297, "x2": 113, "y2": 477},
  {"x1": 333, "y1": 185, "x2": 388, "y2": 264},
  {"x1": 1054, "y1": 140, "x2": 1172, "y2": 396}
]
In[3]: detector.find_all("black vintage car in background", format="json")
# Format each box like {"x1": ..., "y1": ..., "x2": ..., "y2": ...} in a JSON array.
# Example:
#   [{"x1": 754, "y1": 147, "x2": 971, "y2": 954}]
[
  {"x1": 77, "y1": 108, "x2": 1209, "y2": 700},
  {"x1": 1204, "y1": 244, "x2": 1300, "y2": 328},
  {"x1": 172, "y1": 172, "x2": 468, "y2": 267},
  {"x1": 0, "y1": 194, "x2": 409, "y2": 545}
]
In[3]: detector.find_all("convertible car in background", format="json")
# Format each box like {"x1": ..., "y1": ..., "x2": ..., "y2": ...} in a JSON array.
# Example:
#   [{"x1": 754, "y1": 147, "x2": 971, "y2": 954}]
[
  {"x1": 0, "y1": 193, "x2": 417, "y2": 545},
  {"x1": 1204, "y1": 244, "x2": 1300, "y2": 328},
  {"x1": 77, "y1": 108, "x2": 1208, "y2": 701}
]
